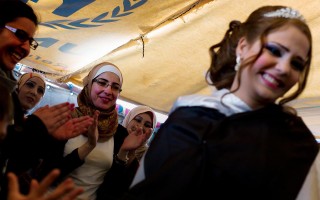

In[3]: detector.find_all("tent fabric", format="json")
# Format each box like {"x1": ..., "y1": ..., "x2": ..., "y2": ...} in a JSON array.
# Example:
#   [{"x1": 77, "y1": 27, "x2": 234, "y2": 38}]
[{"x1": 18, "y1": 0, "x2": 320, "y2": 136}]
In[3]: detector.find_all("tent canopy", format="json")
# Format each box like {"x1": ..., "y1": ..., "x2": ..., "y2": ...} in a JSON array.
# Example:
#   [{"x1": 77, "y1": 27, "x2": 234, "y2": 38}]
[{"x1": 19, "y1": 0, "x2": 320, "y2": 135}]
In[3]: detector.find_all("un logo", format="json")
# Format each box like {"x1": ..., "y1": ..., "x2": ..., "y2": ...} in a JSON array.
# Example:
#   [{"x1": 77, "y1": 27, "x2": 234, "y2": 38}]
[{"x1": 39, "y1": 0, "x2": 148, "y2": 30}]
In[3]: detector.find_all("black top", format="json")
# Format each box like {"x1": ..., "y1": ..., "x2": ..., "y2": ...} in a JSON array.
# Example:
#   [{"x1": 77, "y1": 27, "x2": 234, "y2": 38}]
[
  {"x1": 0, "y1": 92, "x2": 68, "y2": 196},
  {"x1": 96, "y1": 125, "x2": 140, "y2": 200},
  {"x1": 121, "y1": 104, "x2": 319, "y2": 200}
]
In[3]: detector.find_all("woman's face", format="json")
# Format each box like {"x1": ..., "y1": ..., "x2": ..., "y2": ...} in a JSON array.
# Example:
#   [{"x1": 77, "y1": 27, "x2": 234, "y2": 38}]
[
  {"x1": 233, "y1": 25, "x2": 309, "y2": 109},
  {"x1": 0, "y1": 17, "x2": 37, "y2": 71},
  {"x1": 90, "y1": 72, "x2": 121, "y2": 110},
  {"x1": 18, "y1": 77, "x2": 45, "y2": 110},
  {"x1": 127, "y1": 112, "x2": 153, "y2": 136}
]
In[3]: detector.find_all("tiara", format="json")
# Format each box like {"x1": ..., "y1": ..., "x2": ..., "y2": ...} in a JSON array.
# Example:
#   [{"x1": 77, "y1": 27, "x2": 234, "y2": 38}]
[{"x1": 263, "y1": 7, "x2": 305, "y2": 22}]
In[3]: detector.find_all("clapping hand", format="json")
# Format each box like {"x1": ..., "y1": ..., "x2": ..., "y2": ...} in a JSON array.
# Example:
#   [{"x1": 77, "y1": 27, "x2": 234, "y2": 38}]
[
  {"x1": 52, "y1": 115, "x2": 94, "y2": 140},
  {"x1": 33, "y1": 102, "x2": 94, "y2": 140},
  {"x1": 7, "y1": 169, "x2": 83, "y2": 200},
  {"x1": 33, "y1": 102, "x2": 74, "y2": 135},
  {"x1": 77, "y1": 110, "x2": 100, "y2": 160},
  {"x1": 121, "y1": 126, "x2": 153, "y2": 151},
  {"x1": 87, "y1": 110, "x2": 100, "y2": 147}
]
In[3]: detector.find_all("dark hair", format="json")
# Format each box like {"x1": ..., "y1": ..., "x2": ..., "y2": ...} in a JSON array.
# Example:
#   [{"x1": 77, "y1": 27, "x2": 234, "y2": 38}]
[
  {"x1": 0, "y1": 84, "x2": 13, "y2": 122},
  {"x1": 0, "y1": 0, "x2": 39, "y2": 27},
  {"x1": 206, "y1": 5, "x2": 312, "y2": 105}
]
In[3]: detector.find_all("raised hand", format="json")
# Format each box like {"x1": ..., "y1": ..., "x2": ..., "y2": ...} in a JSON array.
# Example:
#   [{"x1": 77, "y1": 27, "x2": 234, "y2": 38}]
[
  {"x1": 77, "y1": 110, "x2": 100, "y2": 160},
  {"x1": 52, "y1": 115, "x2": 94, "y2": 140},
  {"x1": 87, "y1": 110, "x2": 100, "y2": 147},
  {"x1": 121, "y1": 127, "x2": 153, "y2": 151},
  {"x1": 7, "y1": 169, "x2": 83, "y2": 200},
  {"x1": 33, "y1": 102, "x2": 74, "y2": 135},
  {"x1": 116, "y1": 127, "x2": 153, "y2": 162}
]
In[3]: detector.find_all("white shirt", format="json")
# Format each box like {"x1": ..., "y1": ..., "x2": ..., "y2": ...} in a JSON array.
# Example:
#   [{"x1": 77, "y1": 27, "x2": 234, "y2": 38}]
[{"x1": 64, "y1": 135, "x2": 114, "y2": 200}]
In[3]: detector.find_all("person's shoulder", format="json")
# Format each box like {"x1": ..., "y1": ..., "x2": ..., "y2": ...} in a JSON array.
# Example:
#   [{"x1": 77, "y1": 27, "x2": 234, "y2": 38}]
[
  {"x1": 170, "y1": 94, "x2": 216, "y2": 113},
  {"x1": 251, "y1": 104, "x2": 297, "y2": 118},
  {"x1": 116, "y1": 124, "x2": 128, "y2": 135},
  {"x1": 169, "y1": 91, "x2": 227, "y2": 119},
  {"x1": 170, "y1": 89, "x2": 231, "y2": 113},
  {"x1": 117, "y1": 124, "x2": 126, "y2": 130},
  {"x1": 170, "y1": 106, "x2": 225, "y2": 123}
]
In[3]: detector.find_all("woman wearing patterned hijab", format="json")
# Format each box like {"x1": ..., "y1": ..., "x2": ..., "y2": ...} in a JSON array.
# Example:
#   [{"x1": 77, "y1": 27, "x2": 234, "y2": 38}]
[
  {"x1": 71, "y1": 62, "x2": 122, "y2": 141},
  {"x1": 64, "y1": 62, "x2": 149, "y2": 200}
]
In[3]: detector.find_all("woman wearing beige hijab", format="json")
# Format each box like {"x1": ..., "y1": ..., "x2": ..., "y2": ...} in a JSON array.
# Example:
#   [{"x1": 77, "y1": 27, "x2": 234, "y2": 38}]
[
  {"x1": 0, "y1": 84, "x2": 83, "y2": 200},
  {"x1": 96, "y1": 105, "x2": 157, "y2": 200},
  {"x1": 16, "y1": 72, "x2": 46, "y2": 114},
  {"x1": 121, "y1": 105, "x2": 157, "y2": 163},
  {"x1": 64, "y1": 62, "x2": 149, "y2": 200}
]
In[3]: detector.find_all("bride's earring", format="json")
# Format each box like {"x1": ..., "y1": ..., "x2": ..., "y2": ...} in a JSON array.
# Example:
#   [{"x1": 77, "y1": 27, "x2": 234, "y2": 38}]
[{"x1": 234, "y1": 55, "x2": 241, "y2": 71}]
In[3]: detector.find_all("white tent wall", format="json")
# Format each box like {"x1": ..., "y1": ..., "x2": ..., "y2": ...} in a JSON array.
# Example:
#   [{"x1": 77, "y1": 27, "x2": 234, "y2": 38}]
[{"x1": 28, "y1": 82, "x2": 78, "y2": 115}]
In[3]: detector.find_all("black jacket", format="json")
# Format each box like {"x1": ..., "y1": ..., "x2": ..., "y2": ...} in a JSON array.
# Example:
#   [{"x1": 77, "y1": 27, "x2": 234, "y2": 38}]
[
  {"x1": 96, "y1": 124, "x2": 139, "y2": 200},
  {"x1": 122, "y1": 104, "x2": 318, "y2": 200},
  {"x1": 0, "y1": 92, "x2": 65, "y2": 196}
]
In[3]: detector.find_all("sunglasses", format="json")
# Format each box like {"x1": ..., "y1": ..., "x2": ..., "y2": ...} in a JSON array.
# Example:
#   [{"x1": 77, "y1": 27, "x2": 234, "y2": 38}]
[{"x1": 4, "y1": 25, "x2": 39, "y2": 50}]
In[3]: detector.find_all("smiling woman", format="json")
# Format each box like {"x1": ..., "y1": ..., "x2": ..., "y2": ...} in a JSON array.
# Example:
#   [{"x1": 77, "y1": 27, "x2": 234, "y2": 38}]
[
  {"x1": 16, "y1": 72, "x2": 46, "y2": 114},
  {"x1": 96, "y1": 105, "x2": 157, "y2": 200},
  {"x1": 0, "y1": 0, "x2": 39, "y2": 89},
  {"x1": 62, "y1": 62, "x2": 127, "y2": 200},
  {"x1": 0, "y1": 1, "x2": 92, "y2": 199},
  {"x1": 122, "y1": 5, "x2": 319, "y2": 200}
]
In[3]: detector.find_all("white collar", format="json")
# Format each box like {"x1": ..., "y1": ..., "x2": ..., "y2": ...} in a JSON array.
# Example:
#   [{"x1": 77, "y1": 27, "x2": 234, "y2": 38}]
[{"x1": 170, "y1": 88, "x2": 252, "y2": 116}]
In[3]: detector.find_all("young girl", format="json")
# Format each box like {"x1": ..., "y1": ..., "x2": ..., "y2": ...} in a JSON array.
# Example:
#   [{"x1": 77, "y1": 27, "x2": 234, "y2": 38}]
[{"x1": 125, "y1": 5, "x2": 319, "y2": 200}]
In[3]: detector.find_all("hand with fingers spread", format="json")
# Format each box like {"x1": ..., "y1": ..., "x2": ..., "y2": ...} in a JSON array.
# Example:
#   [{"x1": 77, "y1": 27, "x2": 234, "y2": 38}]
[
  {"x1": 128, "y1": 125, "x2": 153, "y2": 139},
  {"x1": 52, "y1": 116, "x2": 94, "y2": 140},
  {"x1": 7, "y1": 169, "x2": 83, "y2": 200},
  {"x1": 121, "y1": 127, "x2": 152, "y2": 152},
  {"x1": 33, "y1": 102, "x2": 75, "y2": 135},
  {"x1": 116, "y1": 127, "x2": 152, "y2": 162}
]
